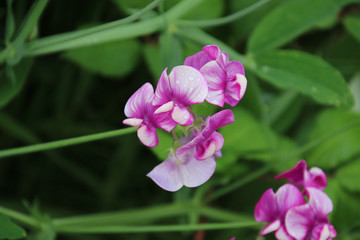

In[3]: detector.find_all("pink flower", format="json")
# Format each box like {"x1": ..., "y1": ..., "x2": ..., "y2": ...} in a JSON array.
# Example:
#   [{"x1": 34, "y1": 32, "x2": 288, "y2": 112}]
[
  {"x1": 184, "y1": 45, "x2": 247, "y2": 107},
  {"x1": 275, "y1": 160, "x2": 327, "y2": 190},
  {"x1": 255, "y1": 184, "x2": 306, "y2": 240},
  {"x1": 175, "y1": 109, "x2": 234, "y2": 160},
  {"x1": 123, "y1": 83, "x2": 177, "y2": 148},
  {"x1": 146, "y1": 149, "x2": 216, "y2": 192},
  {"x1": 153, "y1": 66, "x2": 208, "y2": 126},
  {"x1": 285, "y1": 188, "x2": 337, "y2": 240}
]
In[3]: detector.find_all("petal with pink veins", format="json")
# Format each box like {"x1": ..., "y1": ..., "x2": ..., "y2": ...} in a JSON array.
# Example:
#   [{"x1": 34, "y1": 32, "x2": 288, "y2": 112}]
[
  {"x1": 171, "y1": 105, "x2": 193, "y2": 126},
  {"x1": 285, "y1": 204, "x2": 314, "y2": 240},
  {"x1": 137, "y1": 124, "x2": 158, "y2": 148},
  {"x1": 124, "y1": 82, "x2": 154, "y2": 118},
  {"x1": 306, "y1": 188, "x2": 333, "y2": 217},
  {"x1": 255, "y1": 188, "x2": 279, "y2": 223},
  {"x1": 276, "y1": 184, "x2": 306, "y2": 217}
]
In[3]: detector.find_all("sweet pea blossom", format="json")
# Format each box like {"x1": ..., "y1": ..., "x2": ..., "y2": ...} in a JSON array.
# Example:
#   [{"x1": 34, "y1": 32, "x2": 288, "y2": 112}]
[
  {"x1": 184, "y1": 45, "x2": 247, "y2": 107},
  {"x1": 275, "y1": 160, "x2": 327, "y2": 190},
  {"x1": 285, "y1": 188, "x2": 337, "y2": 240},
  {"x1": 153, "y1": 65, "x2": 208, "y2": 126},
  {"x1": 255, "y1": 184, "x2": 306, "y2": 239},
  {"x1": 175, "y1": 109, "x2": 234, "y2": 160},
  {"x1": 147, "y1": 148, "x2": 216, "y2": 192},
  {"x1": 123, "y1": 83, "x2": 177, "y2": 147}
]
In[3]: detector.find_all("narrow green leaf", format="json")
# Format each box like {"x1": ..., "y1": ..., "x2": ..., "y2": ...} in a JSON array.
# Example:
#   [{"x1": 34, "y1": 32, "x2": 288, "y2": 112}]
[
  {"x1": 160, "y1": 30, "x2": 183, "y2": 70},
  {"x1": 253, "y1": 50, "x2": 354, "y2": 108},
  {"x1": 0, "y1": 214, "x2": 26, "y2": 239},
  {"x1": 307, "y1": 109, "x2": 360, "y2": 168},
  {"x1": 337, "y1": 158, "x2": 360, "y2": 192},
  {"x1": 5, "y1": 0, "x2": 15, "y2": 43},
  {"x1": 247, "y1": 0, "x2": 351, "y2": 54},
  {"x1": 343, "y1": 15, "x2": 360, "y2": 43},
  {"x1": 0, "y1": 59, "x2": 32, "y2": 109},
  {"x1": 63, "y1": 39, "x2": 141, "y2": 78},
  {"x1": 143, "y1": 43, "x2": 163, "y2": 81}
]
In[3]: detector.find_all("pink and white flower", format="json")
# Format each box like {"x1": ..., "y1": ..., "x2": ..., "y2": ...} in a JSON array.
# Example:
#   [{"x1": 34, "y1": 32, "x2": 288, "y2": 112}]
[
  {"x1": 123, "y1": 83, "x2": 177, "y2": 148},
  {"x1": 153, "y1": 66, "x2": 208, "y2": 126},
  {"x1": 184, "y1": 45, "x2": 247, "y2": 107},
  {"x1": 275, "y1": 160, "x2": 327, "y2": 190}
]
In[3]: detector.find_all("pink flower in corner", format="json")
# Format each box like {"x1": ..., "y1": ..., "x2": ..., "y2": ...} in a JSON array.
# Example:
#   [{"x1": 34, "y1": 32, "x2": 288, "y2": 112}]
[
  {"x1": 153, "y1": 66, "x2": 208, "y2": 126},
  {"x1": 285, "y1": 188, "x2": 337, "y2": 240},
  {"x1": 255, "y1": 184, "x2": 305, "y2": 240},
  {"x1": 123, "y1": 83, "x2": 177, "y2": 148},
  {"x1": 275, "y1": 160, "x2": 327, "y2": 190},
  {"x1": 146, "y1": 148, "x2": 216, "y2": 192},
  {"x1": 184, "y1": 45, "x2": 247, "y2": 107},
  {"x1": 175, "y1": 109, "x2": 235, "y2": 160}
]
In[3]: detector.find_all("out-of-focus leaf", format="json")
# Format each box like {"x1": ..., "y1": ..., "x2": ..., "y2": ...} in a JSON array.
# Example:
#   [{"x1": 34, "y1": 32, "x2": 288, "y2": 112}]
[
  {"x1": 219, "y1": 108, "x2": 299, "y2": 172},
  {"x1": 63, "y1": 39, "x2": 141, "y2": 78},
  {"x1": 343, "y1": 15, "x2": 360, "y2": 43},
  {"x1": 0, "y1": 59, "x2": 32, "y2": 109},
  {"x1": 191, "y1": 101, "x2": 217, "y2": 117},
  {"x1": 240, "y1": 71, "x2": 264, "y2": 119},
  {"x1": 160, "y1": 30, "x2": 183, "y2": 70},
  {"x1": 113, "y1": 0, "x2": 152, "y2": 10},
  {"x1": 307, "y1": 109, "x2": 360, "y2": 169},
  {"x1": 323, "y1": 34, "x2": 360, "y2": 79},
  {"x1": 28, "y1": 226, "x2": 55, "y2": 240},
  {"x1": 247, "y1": 0, "x2": 355, "y2": 54},
  {"x1": 0, "y1": 214, "x2": 26, "y2": 239},
  {"x1": 143, "y1": 43, "x2": 163, "y2": 81},
  {"x1": 151, "y1": 129, "x2": 173, "y2": 160},
  {"x1": 350, "y1": 73, "x2": 360, "y2": 114},
  {"x1": 253, "y1": 50, "x2": 354, "y2": 108},
  {"x1": 337, "y1": 158, "x2": 360, "y2": 192}
]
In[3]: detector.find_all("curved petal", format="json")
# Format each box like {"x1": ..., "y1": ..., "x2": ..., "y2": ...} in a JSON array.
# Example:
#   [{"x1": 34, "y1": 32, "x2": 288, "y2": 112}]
[
  {"x1": 194, "y1": 132, "x2": 224, "y2": 160},
  {"x1": 306, "y1": 188, "x2": 333, "y2": 217},
  {"x1": 154, "y1": 101, "x2": 174, "y2": 114},
  {"x1": 124, "y1": 82, "x2": 154, "y2": 118},
  {"x1": 226, "y1": 60, "x2": 245, "y2": 76},
  {"x1": 285, "y1": 204, "x2": 314, "y2": 240},
  {"x1": 184, "y1": 51, "x2": 212, "y2": 70},
  {"x1": 122, "y1": 118, "x2": 143, "y2": 127},
  {"x1": 275, "y1": 225, "x2": 294, "y2": 240},
  {"x1": 137, "y1": 124, "x2": 158, "y2": 148},
  {"x1": 276, "y1": 184, "x2": 306, "y2": 218},
  {"x1": 260, "y1": 219, "x2": 281, "y2": 235},
  {"x1": 203, "y1": 45, "x2": 220, "y2": 60},
  {"x1": 224, "y1": 74, "x2": 247, "y2": 107},
  {"x1": 310, "y1": 224, "x2": 336, "y2": 240},
  {"x1": 179, "y1": 154, "x2": 216, "y2": 188},
  {"x1": 171, "y1": 105, "x2": 193, "y2": 126},
  {"x1": 305, "y1": 167, "x2": 327, "y2": 190},
  {"x1": 153, "y1": 68, "x2": 172, "y2": 106},
  {"x1": 255, "y1": 188, "x2": 279, "y2": 222},
  {"x1": 147, "y1": 153, "x2": 183, "y2": 192},
  {"x1": 275, "y1": 160, "x2": 307, "y2": 188}
]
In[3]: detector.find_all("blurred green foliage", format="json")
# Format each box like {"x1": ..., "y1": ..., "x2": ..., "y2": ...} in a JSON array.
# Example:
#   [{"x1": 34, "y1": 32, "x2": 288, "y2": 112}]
[{"x1": 0, "y1": 0, "x2": 360, "y2": 239}]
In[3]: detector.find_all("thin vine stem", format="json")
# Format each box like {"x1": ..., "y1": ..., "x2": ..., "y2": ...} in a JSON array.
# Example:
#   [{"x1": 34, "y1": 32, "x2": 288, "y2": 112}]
[
  {"x1": 0, "y1": 127, "x2": 136, "y2": 159},
  {"x1": 0, "y1": 206, "x2": 41, "y2": 228},
  {"x1": 177, "y1": 0, "x2": 271, "y2": 28}
]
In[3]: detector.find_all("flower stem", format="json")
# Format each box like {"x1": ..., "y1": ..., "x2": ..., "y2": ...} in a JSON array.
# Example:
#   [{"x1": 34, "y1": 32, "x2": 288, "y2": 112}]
[{"x1": 0, "y1": 205, "x2": 41, "y2": 228}]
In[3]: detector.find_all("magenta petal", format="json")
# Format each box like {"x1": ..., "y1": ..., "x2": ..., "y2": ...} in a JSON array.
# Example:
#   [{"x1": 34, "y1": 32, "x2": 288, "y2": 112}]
[
  {"x1": 311, "y1": 224, "x2": 336, "y2": 240},
  {"x1": 276, "y1": 184, "x2": 306, "y2": 217},
  {"x1": 155, "y1": 112, "x2": 177, "y2": 132},
  {"x1": 275, "y1": 160, "x2": 307, "y2": 187},
  {"x1": 226, "y1": 60, "x2": 245, "y2": 76},
  {"x1": 153, "y1": 68, "x2": 172, "y2": 106},
  {"x1": 147, "y1": 154, "x2": 183, "y2": 192},
  {"x1": 305, "y1": 167, "x2": 327, "y2": 190},
  {"x1": 124, "y1": 82, "x2": 154, "y2": 118},
  {"x1": 285, "y1": 204, "x2": 314, "y2": 240},
  {"x1": 179, "y1": 155, "x2": 216, "y2": 188},
  {"x1": 203, "y1": 45, "x2": 220, "y2": 60},
  {"x1": 306, "y1": 188, "x2": 333, "y2": 217},
  {"x1": 184, "y1": 51, "x2": 212, "y2": 70},
  {"x1": 224, "y1": 74, "x2": 247, "y2": 107},
  {"x1": 194, "y1": 132, "x2": 224, "y2": 160},
  {"x1": 171, "y1": 105, "x2": 193, "y2": 126},
  {"x1": 255, "y1": 188, "x2": 279, "y2": 222},
  {"x1": 137, "y1": 124, "x2": 158, "y2": 148}
]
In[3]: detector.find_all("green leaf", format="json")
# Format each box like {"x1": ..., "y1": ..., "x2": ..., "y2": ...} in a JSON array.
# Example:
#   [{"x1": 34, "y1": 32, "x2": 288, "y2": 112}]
[
  {"x1": 143, "y1": 43, "x2": 163, "y2": 81},
  {"x1": 165, "y1": 0, "x2": 224, "y2": 20},
  {"x1": 159, "y1": 30, "x2": 183, "y2": 70},
  {"x1": 113, "y1": 0, "x2": 152, "y2": 10},
  {"x1": 337, "y1": 158, "x2": 360, "y2": 192},
  {"x1": 247, "y1": 0, "x2": 352, "y2": 54},
  {"x1": 151, "y1": 129, "x2": 173, "y2": 160},
  {"x1": 28, "y1": 226, "x2": 55, "y2": 240},
  {"x1": 0, "y1": 59, "x2": 32, "y2": 109},
  {"x1": 0, "y1": 214, "x2": 26, "y2": 239},
  {"x1": 253, "y1": 50, "x2": 354, "y2": 108},
  {"x1": 307, "y1": 109, "x2": 360, "y2": 169},
  {"x1": 63, "y1": 39, "x2": 141, "y2": 78},
  {"x1": 343, "y1": 15, "x2": 360, "y2": 43}
]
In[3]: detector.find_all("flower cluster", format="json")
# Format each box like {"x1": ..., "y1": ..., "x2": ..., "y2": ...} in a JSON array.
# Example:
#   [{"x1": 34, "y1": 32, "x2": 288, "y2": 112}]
[
  {"x1": 123, "y1": 45, "x2": 247, "y2": 192},
  {"x1": 255, "y1": 160, "x2": 336, "y2": 240}
]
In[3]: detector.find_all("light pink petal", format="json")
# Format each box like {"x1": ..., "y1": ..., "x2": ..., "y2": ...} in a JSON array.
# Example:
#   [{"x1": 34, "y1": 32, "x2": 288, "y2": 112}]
[
  {"x1": 276, "y1": 184, "x2": 306, "y2": 217},
  {"x1": 171, "y1": 105, "x2": 193, "y2": 126},
  {"x1": 137, "y1": 124, "x2": 158, "y2": 148},
  {"x1": 275, "y1": 225, "x2": 294, "y2": 240},
  {"x1": 154, "y1": 111, "x2": 177, "y2": 132},
  {"x1": 168, "y1": 65, "x2": 208, "y2": 106},
  {"x1": 179, "y1": 154, "x2": 216, "y2": 188},
  {"x1": 214, "y1": 150, "x2": 222, "y2": 158},
  {"x1": 175, "y1": 110, "x2": 234, "y2": 159},
  {"x1": 275, "y1": 160, "x2": 307, "y2": 188},
  {"x1": 306, "y1": 188, "x2": 333, "y2": 217},
  {"x1": 224, "y1": 74, "x2": 247, "y2": 107},
  {"x1": 305, "y1": 167, "x2": 327, "y2": 190},
  {"x1": 124, "y1": 83, "x2": 154, "y2": 118},
  {"x1": 194, "y1": 132, "x2": 224, "y2": 160},
  {"x1": 184, "y1": 51, "x2": 212, "y2": 70},
  {"x1": 285, "y1": 204, "x2": 314, "y2": 240},
  {"x1": 255, "y1": 188, "x2": 279, "y2": 222},
  {"x1": 260, "y1": 219, "x2": 281, "y2": 235},
  {"x1": 226, "y1": 60, "x2": 245, "y2": 76},
  {"x1": 153, "y1": 68, "x2": 172, "y2": 106},
  {"x1": 147, "y1": 153, "x2": 183, "y2": 192},
  {"x1": 310, "y1": 223, "x2": 336, "y2": 240},
  {"x1": 154, "y1": 101, "x2": 174, "y2": 114},
  {"x1": 122, "y1": 118, "x2": 143, "y2": 127},
  {"x1": 206, "y1": 89, "x2": 225, "y2": 107}
]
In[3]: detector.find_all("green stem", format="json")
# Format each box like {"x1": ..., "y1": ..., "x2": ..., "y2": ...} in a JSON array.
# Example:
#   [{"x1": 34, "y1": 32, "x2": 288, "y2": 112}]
[
  {"x1": 0, "y1": 127, "x2": 136, "y2": 159},
  {"x1": 177, "y1": 0, "x2": 271, "y2": 28},
  {"x1": 0, "y1": 205, "x2": 40, "y2": 228},
  {"x1": 24, "y1": 0, "x2": 205, "y2": 57},
  {"x1": 54, "y1": 221, "x2": 261, "y2": 234}
]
